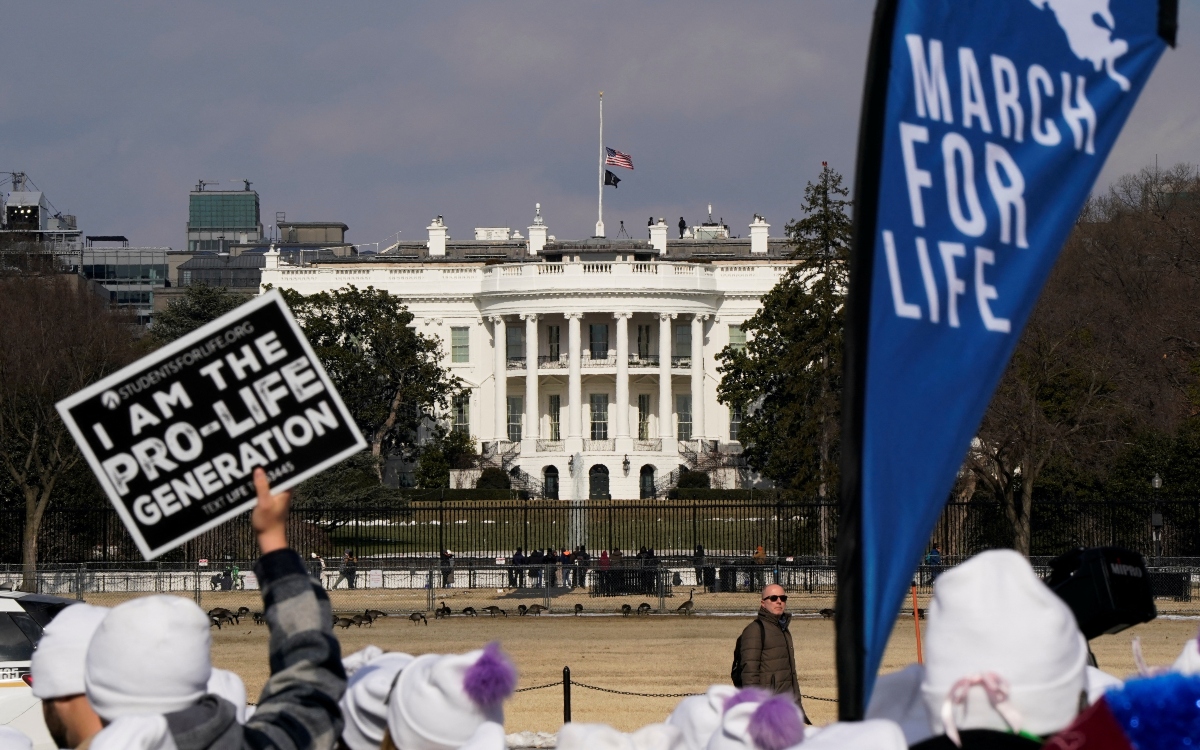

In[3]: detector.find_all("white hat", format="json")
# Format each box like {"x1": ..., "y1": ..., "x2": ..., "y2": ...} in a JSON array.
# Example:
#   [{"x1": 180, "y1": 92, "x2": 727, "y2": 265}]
[
  {"x1": 666, "y1": 685, "x2": 738, "y2": 750},
  {"x1": 1084, "y1": 666, "x2": 1123, "y2": 704},
  {"x1": 557, "y1": 723, "x2": 685, "y2": 750},
  {"x1": 342, "y1": 645, "x2": 385, "y2": 677},
  {"x1": 1173, "y1": 638, "x2": 1200, "y2": 675},
  {"x1": 0, "y1": 727, "x2": 32, "y2": 750},
  {"x1": 864, "y1": 664, "x2": 934, "y2": 745},
  {"x1": 30, "y1": 602, "x2": 109, "y2": 699},
  {"x1": 920, "y1": 550, "x2": 1087, "y2": 740},
  {"x1": 340, "y1": 652, "x2": 415, "y2": 750},
  {"x1": 386, "y1": 643, "x2": 518, "y2": 750},
  {"x1": 89, "y1": 714, "x2": 177, "y2": 750},
  {"x1": 801, "y1": 719, "x2": 907, "y2": 750},
  {"x1": 460, "y1": 721, "x2": 507, "y2": 750},
  {"x1": 85, "y1": 595, "x2": 213, "y2": 720},
  {"x1": 207, "y1": 668, "x2": 250, "y2": 724},
  {"x1": 706, "y1": 693, "x2": 805, "y2": 750}
]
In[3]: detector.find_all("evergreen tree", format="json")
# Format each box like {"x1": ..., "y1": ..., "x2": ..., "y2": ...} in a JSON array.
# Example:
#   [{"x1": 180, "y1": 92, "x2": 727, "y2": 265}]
[
  {"x1": 150, "y1": 285, "x2": 247, "y2": 345},
  {"x1": 718, "y1": 163, "x2": 850, "y2": 495}
]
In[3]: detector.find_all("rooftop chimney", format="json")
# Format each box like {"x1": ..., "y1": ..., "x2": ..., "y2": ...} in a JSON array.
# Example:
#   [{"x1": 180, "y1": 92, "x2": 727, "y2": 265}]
[
  {"x1": 527, "y1": 203, "x2": 548, "y2": 255},
  {"x1": 649, "y1": 218, "x2": 668, "y2": 254},
  {"x1": 750, "y1": 215, "x2": 769, "y2": 254},
  {"x1": 427, "y1": 216, "x2": 447, "y2": 256}
]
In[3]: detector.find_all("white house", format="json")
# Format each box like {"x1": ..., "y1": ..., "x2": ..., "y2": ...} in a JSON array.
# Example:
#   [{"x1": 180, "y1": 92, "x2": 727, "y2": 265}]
[{"x1": 259, "y1": 206, "x2": 797, "y2": 500}]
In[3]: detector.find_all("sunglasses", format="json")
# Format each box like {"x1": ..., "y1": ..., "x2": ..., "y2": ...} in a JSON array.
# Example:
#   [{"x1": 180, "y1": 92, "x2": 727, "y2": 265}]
[{"x1": 762, "y1": 595, "x2": 788, "y2": 602}]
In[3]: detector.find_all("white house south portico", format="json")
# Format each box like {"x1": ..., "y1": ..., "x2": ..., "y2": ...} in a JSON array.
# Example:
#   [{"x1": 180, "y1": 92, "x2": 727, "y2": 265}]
[{"x1": 260, "y1": 206, "x2": 795, "y2": 500}]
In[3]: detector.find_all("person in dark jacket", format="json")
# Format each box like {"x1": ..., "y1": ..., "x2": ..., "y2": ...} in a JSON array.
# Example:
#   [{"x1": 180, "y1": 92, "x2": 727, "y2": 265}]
[
  {"x1": 678, "y1": 217, "x2": 687, "y2": 239},
  {"x1": 84, "y1": 467, "x2": 346, "y2": 749},
  {"x1": 735, "y1": 584, "x2": 807, "y2": 718}
]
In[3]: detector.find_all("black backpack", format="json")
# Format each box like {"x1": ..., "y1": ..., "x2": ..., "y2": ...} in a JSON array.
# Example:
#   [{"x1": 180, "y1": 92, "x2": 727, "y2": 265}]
[{"x1": 730, "y1": 619, "x2": 765, "y2": 687}]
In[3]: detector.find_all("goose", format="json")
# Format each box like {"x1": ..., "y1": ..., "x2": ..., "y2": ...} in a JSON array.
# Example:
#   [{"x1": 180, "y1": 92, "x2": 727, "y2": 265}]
[
  {"x1": 409, "y1": 612, "x2": 428, "y2": 625},
  {"x1": 676, "y1": 589, "x2": 696, "y2": 615}
]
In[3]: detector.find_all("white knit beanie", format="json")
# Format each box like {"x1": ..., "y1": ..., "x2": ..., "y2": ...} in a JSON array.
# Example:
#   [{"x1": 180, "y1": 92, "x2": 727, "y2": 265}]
[
  {"x1": 1173, "y1": 638, "x2": 1200, "y2": 675},
  {"x1": 85, "y1": 595, "x2": 212, "y2": 720},
  {"x1": 920, "y1": 549, "x2": 1088, "y2": 739},
  {"x1": 801, "y1": 719, "x2": 907, "y2": 750},
  {"x1": 340, "y1": 652, "x2": 415, "y2": 750},
  {"x1": 342, "y1": 645, "x2": 385, "y2": 677},
  {"x1": 89, "y1": 714, "x2": 177, "y2": 750},
  {"x1": 386, "y1": 643, "x2": 517, "y2": 750},
  {"x1": 557, "y1": 723, "x2": 685, "y2": 750},
  {"x1": 666, "y1": 685, "x2": 738, "y2": 750},
  {"x1": 460, "y1": 721, "x2": 507, "y2": 750},
  {"x1": 706, "y1": 690, "x2": 806, "y2": 750},
  {"x1": 0, "y1": 727, "x2": 32, "y2": 750},
  {"x1": 1084, "y1": 666, "x2": 1123, "y2": 704},
  {"x1": 864, "y1": 664, "x2": 933, "y2": 746},
  {"x1": 207, "y1": 668, "x2": 250, "y2": 724},
  {"x1": 30, "y1": 602, "x2": 109, "y2": 699}
]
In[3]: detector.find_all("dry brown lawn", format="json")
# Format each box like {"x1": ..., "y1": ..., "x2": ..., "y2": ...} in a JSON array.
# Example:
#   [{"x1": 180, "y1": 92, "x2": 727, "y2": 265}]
[{"x1": 201, "y1": 600, "x2": 1200, "y2": 732}]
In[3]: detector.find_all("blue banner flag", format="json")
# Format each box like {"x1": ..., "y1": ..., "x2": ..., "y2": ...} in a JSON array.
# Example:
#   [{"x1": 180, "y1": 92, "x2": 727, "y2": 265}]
[{"x1": 836, "y1": 0, "x2": 1177, "y2": 717}]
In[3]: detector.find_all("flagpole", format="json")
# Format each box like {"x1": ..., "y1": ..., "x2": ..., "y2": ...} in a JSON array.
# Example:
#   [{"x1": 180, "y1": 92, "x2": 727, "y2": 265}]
[
  {"x1": 836, "y1": 0, "x2": 901, "y2": 722},
  {"x1": 596, "y1": 91, "x2": 605, "y2": 238}
]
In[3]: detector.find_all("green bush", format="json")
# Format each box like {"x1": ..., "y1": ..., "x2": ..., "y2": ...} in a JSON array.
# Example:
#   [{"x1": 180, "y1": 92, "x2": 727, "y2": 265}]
[
  {"x1": 676, "y1": 470, "x2": 711, "y2": 489},
  {"x1": 400, "y1": 488, "x2": 523, "y2": 501},
  {"x1": 476, "y1": 467, "x2": 512, "y2": 490}
]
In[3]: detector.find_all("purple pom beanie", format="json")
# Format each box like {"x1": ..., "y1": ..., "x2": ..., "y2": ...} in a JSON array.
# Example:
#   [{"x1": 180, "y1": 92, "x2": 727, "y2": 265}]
[
  {"x1": 387, "y1": 643, "x2": 517, "y2": 750},
  {"x1": 707, "y1": 693, "x2": 806, "y2": 750}
]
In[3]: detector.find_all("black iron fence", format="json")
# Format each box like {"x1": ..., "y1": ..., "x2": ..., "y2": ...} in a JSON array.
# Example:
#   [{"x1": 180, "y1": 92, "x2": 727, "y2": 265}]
[{"x1": 2, "y1": 497, "x2": 1197, "y2": 565}]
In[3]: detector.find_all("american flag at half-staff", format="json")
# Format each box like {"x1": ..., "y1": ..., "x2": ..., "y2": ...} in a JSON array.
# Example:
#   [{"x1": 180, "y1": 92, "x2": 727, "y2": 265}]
[{"x1": 605, "y1": 147, "x2": 634, "y2": 170}]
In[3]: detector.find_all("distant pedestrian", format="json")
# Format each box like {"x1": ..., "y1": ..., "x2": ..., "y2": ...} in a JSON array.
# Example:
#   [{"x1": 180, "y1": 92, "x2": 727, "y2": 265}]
[
  {"x1": 751, "y1": 545, "x2": 767, "y2": 589},
  {"x1": 576, "y1": 545, "x2": 591, "y2": 588},
  {"x1": 693, "y1": 544, "x2": 705, "y2": 588},
  {"x1": 308, "y1": 552, "x2": 325, "y2": 584},
  {"x1": 510, "y1": 547, "x2": 525, "y2": 588},
  {"x1": 440, "y1": 549, "x2": 455, "y2": 587},
  {"x1": 530, "y1": 548, "x2": 545, "y2": 587},
  {"x1": 925, "y1": 543, "x2": 943, "y2": 584},
  {"x1": 732, "y1": 584, "x2": 807, "y2": 718},
  {"x1": 547, "y1": 548, "x2": 559, "y2": 587},
  {"x1": 678, "y1": 217, "x2": 687, "y2": 239},
  {"x1": 332, "y1": 549, "x2": 358, "y2": 589},
  {"x1": 648, "y1": 217, "x2": 654, "y2": 239}
]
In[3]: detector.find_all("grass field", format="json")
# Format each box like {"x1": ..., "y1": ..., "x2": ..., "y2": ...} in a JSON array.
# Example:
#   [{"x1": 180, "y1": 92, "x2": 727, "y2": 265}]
[{"x1": 202, "y1": 607, "x2": 1200, "y2": 733}]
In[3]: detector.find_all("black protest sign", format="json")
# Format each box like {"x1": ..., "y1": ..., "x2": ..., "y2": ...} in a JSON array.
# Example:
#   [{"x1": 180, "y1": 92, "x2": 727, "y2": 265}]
[{"x1": 56, "y1": 290, "x2": 367, "y2": 559}]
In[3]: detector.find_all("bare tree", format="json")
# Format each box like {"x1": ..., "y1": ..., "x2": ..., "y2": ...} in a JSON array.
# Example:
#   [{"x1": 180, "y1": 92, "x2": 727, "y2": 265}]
[{"x1": 0, "y1": 277, "x2": 138, "y2": 587}]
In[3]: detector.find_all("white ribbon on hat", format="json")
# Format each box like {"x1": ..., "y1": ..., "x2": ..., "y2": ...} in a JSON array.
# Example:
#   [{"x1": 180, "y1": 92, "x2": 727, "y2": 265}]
[{"x1": 940, "y1": 672, "x2": 1023, "y2": 748}]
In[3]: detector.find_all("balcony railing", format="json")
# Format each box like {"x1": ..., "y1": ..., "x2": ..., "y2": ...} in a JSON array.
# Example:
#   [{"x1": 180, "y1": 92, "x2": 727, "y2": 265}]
[
  {"x1": 584, "y1": 439, "x2": 616, "y2": 451},
  {"x1": 506, "y1": 357, "x2": 526, "y2": 370},
  {"x1": 538, "y1": 355, "x2": 567, "y2": 369},
  {"x1": 634, "y1": 439, "x2": 662, "y2": 451},
  {"x1": 672, "y1": 355, "x2": 692, "y2": 368},
  {"x1": 536, "y1": 440, "x2": 564, "y2": 452},
  {"x1": 583, "y1": 355, "x2": 615, "y2": 368},
  {"x1": 629, "y1": 355, "x2": 659, "y2": 367}
]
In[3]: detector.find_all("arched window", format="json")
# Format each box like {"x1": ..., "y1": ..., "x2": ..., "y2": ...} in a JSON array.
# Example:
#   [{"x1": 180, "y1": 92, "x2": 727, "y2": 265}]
[
  {"x1": 639, "y1": 465, "x2": 656, "y2": 499},
  {"x1": 543, "y1": 466, "x2": 560, "y2": 500},
  {"x1": 588, "y1": 464, "x2": 610, "y2": 500}
]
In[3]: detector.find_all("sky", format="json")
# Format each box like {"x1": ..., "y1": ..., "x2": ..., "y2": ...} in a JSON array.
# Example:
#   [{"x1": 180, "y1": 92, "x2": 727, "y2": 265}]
[{"x1": 3, "y1": 1, "x2": 1197, "y2": 250}]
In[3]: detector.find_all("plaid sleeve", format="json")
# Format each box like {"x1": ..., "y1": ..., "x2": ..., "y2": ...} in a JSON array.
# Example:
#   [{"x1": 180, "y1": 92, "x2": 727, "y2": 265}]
[{"x1": 243, "y1": 548, "x2": 346, "y2": 750}]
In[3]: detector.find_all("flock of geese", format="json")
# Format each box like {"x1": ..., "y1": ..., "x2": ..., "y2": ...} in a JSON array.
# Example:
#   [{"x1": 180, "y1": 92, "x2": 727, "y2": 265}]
[{"x1": 379, "y1": 588, "x2": 700, "y2": 625}]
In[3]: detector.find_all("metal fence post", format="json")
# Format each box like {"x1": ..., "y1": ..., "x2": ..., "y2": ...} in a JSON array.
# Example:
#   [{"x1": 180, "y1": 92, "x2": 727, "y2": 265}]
[
  {"x1": 76, "y1": 563, "x2": 84, "y2": 601},
  {"x1": 657, "y1": 568, "x2": 666, "y2": 612},
  {"x1": 563, "y1": 666, "x2": 572, "y2": 724},
  {"x1": 543, "y1": 564, "x2": 551, "y2": 610},
  {"x1": 194, "y1": 562, "x2": 202, "y2": 607}
]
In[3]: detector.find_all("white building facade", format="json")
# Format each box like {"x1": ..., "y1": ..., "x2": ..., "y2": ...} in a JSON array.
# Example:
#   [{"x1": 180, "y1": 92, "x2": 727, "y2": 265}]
[{"x1": 260, "y1": 208, "x2": 796, "y2": 500}]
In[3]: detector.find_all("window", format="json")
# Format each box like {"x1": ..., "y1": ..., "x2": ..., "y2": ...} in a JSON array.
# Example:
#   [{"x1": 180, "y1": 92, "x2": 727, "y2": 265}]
[
  {"x1": 507, "y1": 397, "x2": 523, "y2": 442},
  {"x1": 506, "y1": 326, "x2": 524, "y2": 361},
  {"x1": 451, "y1": 327, "x2": 470, "y2": 363},
  {"x1": 637, "y1": 325, "x2": 652, "y2": 358},
  {"x1": 638, "y1": 394, "x2": 651, "y2": 440},
  {"x1": 590, "y1": 394, "x2": 609, "y2": 440},
  {"x1": 729, "y1": 325, "x2": 747, "y2": 353},
  {"x1": 675, "y1": 325, "x2": 691, "y2": 357},
  {"x1": 452, "y1": 394, "x2": 470, "y2": 434},
  {"x1": 543, "y1": 466, "x2": 560, "y2": 500},
  {"x1": 547, "y1": 326, "x2": 561, "y2": 361},
  {"x1": 589, "y1": 324, "x2": 609, "y2": 359},
  {"x1": 640, "y1": 465, "x2": 656, "y2": 499},
  {"x1": 676, "y1": 394, "x2": 692, "y2": 441},
  {"x1": 730, "y1": 403, "x2": 744, "y2": 442},
  {"x1": 548, "y1": 395, "x2": 561, "y2": 441}
]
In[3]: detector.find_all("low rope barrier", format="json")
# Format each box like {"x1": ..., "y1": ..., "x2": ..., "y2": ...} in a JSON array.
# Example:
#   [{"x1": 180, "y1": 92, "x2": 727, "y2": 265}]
[{"x1": 514, "y1": 680, "x2": 837, "y2": 702}]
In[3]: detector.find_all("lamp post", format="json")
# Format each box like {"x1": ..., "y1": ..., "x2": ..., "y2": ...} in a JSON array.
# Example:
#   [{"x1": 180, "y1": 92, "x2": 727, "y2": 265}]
[{"x1": 1151, "y1": 473, "x2": 1163, "y2": 562}]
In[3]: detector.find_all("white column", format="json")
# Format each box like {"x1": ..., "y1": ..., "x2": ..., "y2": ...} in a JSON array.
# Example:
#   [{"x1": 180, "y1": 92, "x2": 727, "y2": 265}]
[
  {"x1": 492, "y1": 315, "x2": 507, "y2": 442},
  {"x1": 614, "y1": 312, "x2": 631, "y2": 451},
  {"x1": 691, "y1": 314, "x2": 708, "y2": 441},
  {"x1": 567, "y1": 313, "x2": 583, "y2": 453},
  {"x1": 523, "y1": 314, "x2": 539, "y2": 445},
  {"x1": 658, "y1": 313, "x2": 675, "y2": 447}
]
